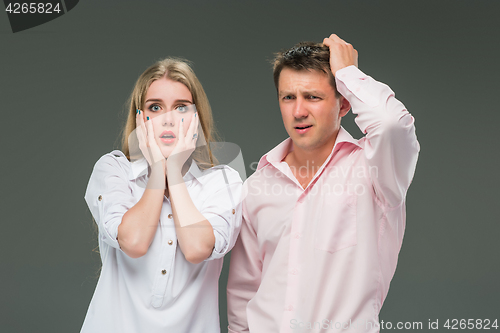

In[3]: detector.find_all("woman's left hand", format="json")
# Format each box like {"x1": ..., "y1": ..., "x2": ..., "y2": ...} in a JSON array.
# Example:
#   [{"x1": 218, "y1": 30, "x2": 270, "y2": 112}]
[{"x1": 166, "y1": 112, "x2": 199, "y2": 172}]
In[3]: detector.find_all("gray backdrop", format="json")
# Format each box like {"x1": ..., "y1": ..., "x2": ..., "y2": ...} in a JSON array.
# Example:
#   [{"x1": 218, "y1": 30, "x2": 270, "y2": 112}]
[{"x1": 1, "y1": 1, "x2": 499, "y2": 332}]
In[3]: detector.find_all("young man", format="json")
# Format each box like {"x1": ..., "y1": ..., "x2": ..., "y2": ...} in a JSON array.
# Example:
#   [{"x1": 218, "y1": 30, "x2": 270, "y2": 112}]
[{"x1": 227, "y1": 34, "x2": 420, "y2": 333}]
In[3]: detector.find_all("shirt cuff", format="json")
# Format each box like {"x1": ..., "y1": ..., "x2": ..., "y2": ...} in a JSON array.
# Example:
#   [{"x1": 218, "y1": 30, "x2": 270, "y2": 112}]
[
  {"x1": 228, "y1": 326, "x2": 243, "y2": 333},
  {"x1": 204, "y1": 213, "x2": 229, "y2": 261},
  {"x1": 335, "y1": 65, "x2": 380, "y2": 108}
]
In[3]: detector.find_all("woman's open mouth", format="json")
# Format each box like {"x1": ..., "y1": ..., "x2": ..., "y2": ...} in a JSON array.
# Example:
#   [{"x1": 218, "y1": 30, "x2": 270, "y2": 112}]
[{"x1": 160, "y1": 131, "x2": 176, "y2": 144}]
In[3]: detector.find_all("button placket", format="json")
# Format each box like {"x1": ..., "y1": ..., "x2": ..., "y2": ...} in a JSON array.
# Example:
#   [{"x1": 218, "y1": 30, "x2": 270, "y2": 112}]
[
  {"x1": 150, "y1": 208, "x2": 176, "y2": 308},
  {"x1": 281, "y1": 197, "x2": 305, "y2": 331}
]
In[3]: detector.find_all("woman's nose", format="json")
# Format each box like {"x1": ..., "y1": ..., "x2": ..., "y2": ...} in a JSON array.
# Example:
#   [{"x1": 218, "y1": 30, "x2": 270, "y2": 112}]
[{"x1": 162, "y1": 110, "x2": 174, "y2": 126}]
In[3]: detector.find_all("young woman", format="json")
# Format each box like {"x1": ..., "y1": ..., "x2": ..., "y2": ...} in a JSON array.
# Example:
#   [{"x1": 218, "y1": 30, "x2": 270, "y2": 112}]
[{"x1": 81, "y1": 58, "x2": 242, "y2": 333}]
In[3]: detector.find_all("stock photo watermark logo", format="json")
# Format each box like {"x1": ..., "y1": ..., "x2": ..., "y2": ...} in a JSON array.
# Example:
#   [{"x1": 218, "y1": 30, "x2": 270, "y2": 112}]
[
  {"x1": 247, "y1": 162, "x2": 379, "y2": 197},
  {"x1": 3, "y1": 0, "x2": 79, "y2": 33},
  {"x1": 290, "y1": 318, "x2": 425, "y2": 331}
]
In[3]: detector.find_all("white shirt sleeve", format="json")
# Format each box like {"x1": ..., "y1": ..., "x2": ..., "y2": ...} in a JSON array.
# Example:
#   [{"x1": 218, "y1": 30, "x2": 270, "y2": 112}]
[
  {"x1": 84, "y1": 153, "x2": 135, "y2": 250},
  {"x1": 201, "y1": 166, "x2": 243, "y2": 261}
]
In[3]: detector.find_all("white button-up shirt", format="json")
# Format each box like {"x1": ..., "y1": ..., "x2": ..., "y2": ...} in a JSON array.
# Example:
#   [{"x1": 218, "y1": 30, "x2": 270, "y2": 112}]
[
  {"x1": 81, "y1": 150, "x2": 242, "y2": 333},
  {"x1": 227, "y1": 66, "x2": 420, "y2": 333}
]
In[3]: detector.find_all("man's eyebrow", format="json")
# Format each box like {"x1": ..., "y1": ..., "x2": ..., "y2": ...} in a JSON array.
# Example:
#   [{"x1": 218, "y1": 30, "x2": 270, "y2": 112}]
[
  {"x1": 303, "y1": 90, "x2": 325, "y2": 96},
  {"x1": 278, "y1": 91, "x2": 294, "y2": 97},
  {"x1": 279, "y1": 90, "x2": 326, "y2": 97}
]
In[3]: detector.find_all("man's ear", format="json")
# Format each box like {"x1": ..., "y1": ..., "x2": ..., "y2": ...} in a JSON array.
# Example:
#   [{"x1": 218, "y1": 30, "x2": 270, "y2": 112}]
[{"x1": 339, "y1": 96, "x2": 351, "y2": 117}]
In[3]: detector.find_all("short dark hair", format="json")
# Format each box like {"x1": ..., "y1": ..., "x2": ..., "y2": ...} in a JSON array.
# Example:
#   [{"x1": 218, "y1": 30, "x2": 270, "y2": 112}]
[{"x1": 272, "y1": 41, "x2": 340, "y2": 97}]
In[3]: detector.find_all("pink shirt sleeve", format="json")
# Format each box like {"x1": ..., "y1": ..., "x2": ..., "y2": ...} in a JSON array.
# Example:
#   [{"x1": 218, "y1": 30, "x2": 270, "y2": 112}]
[
  {"x1": 226, "y1": 197, "x2": 262, "y2": 333},
  {"x1": 336, "y1": 65, "x2": 420, "y2": 208}
]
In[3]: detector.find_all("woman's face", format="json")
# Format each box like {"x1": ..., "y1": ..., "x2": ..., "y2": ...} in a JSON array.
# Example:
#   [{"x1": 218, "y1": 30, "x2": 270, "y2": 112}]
[{"x1": 142, "y1": 77, "x2": 195, "y2": 158}]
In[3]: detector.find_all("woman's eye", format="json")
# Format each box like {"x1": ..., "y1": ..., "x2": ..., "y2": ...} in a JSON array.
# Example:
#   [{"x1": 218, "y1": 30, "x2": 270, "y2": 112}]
[
  {"x1": 149, "y1": 104, "x2": 161, "y2": 112},
  {"x1": 176, "y1": 105, "x2": 188, "y2": 113}
]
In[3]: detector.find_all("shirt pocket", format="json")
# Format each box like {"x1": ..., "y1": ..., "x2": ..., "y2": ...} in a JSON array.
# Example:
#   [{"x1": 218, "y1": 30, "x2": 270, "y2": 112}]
[{"x1": 314, "y1": 194, "x2": 357, "y2": 254}]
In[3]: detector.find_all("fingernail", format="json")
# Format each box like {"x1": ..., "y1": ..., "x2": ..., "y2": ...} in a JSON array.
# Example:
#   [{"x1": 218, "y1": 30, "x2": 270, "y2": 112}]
[
  {"x1": 147, "y1": 116, "x2": 149, "y2": 120},
  {"x1": 182, "y1": 118, "x2": 184, "y2": 122},
  {"x1": 195, "y1": 113, "x2": 197, "y2": 118},
  {"x1": 136, "y1": 109, "x2": 139, "y2": 114}
]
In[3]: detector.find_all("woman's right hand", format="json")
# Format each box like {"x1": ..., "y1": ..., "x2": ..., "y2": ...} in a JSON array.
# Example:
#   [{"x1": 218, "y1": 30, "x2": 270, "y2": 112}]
[
  {"x1": 118, "y1": 110, "x2": 166, "y2": 258},
  {"x1": 136, "y1": 110, "x2": 165, "y2": 168}
]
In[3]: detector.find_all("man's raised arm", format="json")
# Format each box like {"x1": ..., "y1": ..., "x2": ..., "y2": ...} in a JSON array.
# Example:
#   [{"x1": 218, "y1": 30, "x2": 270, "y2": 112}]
[{"x1": 324, "y1": 34, "x2": 420, "y2": 208}]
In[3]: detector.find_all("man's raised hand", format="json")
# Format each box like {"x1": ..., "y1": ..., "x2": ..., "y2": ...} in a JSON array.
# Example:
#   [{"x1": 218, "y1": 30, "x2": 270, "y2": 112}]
[{"x1": 322, "y1": 34, "x2": 358, "y2": 76}]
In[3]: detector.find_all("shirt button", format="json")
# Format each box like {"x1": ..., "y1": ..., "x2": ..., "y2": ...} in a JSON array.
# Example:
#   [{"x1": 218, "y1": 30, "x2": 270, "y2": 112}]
[
  {"x1": 98, "y1": 195, "x2": 102, "y2": 201},
  {"x1": 291, "y1": 269, "x2": 298, "y2": 275},
  {"x1": 293, "y1": 233, "x2": 300, "y2": 239},
  {"x1": 232, "y1": 209, "x2": 235, "y2": 214},
  {"x1": 168, "y1": 214, "x2": 173, "y2": 219},
  {"x1": 286, "y1": 304, "x2": 294, "y2": 311},
  {"x1": 161, "y1": 269, "x2": 167, "y2": 275},
  {"x1": 168, "y1": 240, "x2": 173, "y2": 245}
]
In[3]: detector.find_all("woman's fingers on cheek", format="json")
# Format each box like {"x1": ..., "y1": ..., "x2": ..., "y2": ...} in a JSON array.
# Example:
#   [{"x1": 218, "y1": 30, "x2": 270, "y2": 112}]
[
  {"x1": 136, "y1": 118, "x2": 146, "y2": 143},
  {"x1": 137, "y1": 109, "x2": 144, "y2": 124},
  {"x1": 185, "y1": 114, "x2": 194, "y2": 138},
  {"x1": 193, "y1": 114, "x2": 199, "y2": 142},
  {"x1": 196, "y1": 113, "x2": 201, "y2": 141},
  {"x1": 146, "y1": 118, "x2": 156, "y2": 144},
  {"x1": 135, "y1": 110, "x2": 141, "y2": 129},
  {"x1": 179, "y1": 117, "x2": 185, "y2": 140},
  {"x1": 190, "y1": 112, "x2": 199, "y2": 136},
  {"x1": 188, "y1": 114, "x2": 198, "y2": 148},
  {"x1": 136, "y1": 111, "x2": 147, "y2": 139}
]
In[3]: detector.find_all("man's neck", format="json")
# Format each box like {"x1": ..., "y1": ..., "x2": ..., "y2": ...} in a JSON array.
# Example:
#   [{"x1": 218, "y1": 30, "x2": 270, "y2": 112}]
[{"x1": 283, "y1": 133, "x2": 338, "y2": 188}]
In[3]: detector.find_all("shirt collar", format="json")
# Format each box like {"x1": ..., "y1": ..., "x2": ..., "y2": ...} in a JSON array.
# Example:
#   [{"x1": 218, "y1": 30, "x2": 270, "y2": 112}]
[
  {"x1": 182, "y1": 159, "x2": 205, "y2": 185},
  {"x1": 129, "y1": 157, "x2": 148, "y2": 180},
  {"x1": 256, "y1": 127, "x2": 361, "y2": 171}
]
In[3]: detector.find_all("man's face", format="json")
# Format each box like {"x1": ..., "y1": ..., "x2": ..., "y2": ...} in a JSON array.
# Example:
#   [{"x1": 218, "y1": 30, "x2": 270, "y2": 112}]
[{"x1": 278, "y1": 68, "x2": 349, "y2": 153}]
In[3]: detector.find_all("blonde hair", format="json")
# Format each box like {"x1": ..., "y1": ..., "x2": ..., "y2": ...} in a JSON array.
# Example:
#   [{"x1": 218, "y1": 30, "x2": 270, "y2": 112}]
[{"x1": 121, "y1": 57, "x2": 219, "y2": 169}]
